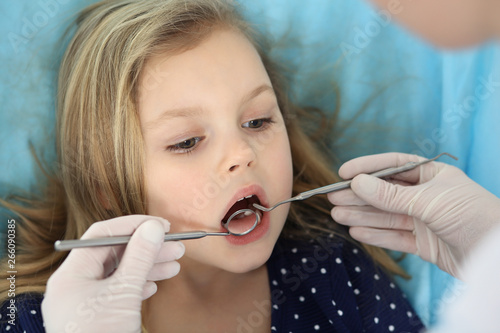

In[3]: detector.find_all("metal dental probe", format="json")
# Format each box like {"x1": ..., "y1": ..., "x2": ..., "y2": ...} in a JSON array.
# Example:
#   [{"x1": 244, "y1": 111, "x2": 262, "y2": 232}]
[{"x1": 253, "y1": 152, "x2": 458, "y2": 213}]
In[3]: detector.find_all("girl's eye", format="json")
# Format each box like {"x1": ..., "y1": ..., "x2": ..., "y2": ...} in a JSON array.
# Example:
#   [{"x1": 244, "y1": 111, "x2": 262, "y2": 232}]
[
  {"x1": 166, "y1": 137, "x2": 203, "y2": 153},
  {"x1": 242, "y1": 117, "x2": 275, "y2": 130}
]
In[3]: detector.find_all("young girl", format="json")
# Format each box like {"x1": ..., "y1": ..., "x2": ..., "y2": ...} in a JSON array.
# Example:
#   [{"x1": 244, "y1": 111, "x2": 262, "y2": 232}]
[{"x1": 0, "y1": 0, "x2": 425, "y2": 332}]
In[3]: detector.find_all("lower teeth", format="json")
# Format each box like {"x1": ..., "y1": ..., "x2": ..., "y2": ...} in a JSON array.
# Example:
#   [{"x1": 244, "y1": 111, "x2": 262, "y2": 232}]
[
  {"x1": 234, "y1": 210, "x2": 261, "y2": 220},
  {"x1": 234, "y1": 211, "x2": 251, "y2": 219}
]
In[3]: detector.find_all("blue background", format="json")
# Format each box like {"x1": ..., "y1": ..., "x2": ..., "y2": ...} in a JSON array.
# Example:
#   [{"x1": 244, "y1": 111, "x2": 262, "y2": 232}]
[{"x1": 1, "y1": 0, "x2": 500, "y2": 327}]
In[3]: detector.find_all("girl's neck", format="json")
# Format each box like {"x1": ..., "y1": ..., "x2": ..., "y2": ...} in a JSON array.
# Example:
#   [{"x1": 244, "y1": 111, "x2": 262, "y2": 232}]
[{"x1": 142, "y1": 258, "x2": 271, "y2": 332}]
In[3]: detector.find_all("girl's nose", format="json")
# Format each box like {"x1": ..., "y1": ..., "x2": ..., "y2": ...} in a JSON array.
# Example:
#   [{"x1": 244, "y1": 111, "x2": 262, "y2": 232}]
[{"x1": 225, "y1": 137, "x2": 257, "y2": 173}]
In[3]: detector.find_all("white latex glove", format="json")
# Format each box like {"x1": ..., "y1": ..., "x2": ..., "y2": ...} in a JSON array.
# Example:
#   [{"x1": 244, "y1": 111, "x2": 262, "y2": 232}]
[
  {"x1": 429, "y1": 224, "x2": 500, "y2": 333},
  {"x1": 328, "y1": 152, "x2": 500, "y2": 278},
  {"x1": 41, "y1": 215, "x2": 185, "y2": 333}
]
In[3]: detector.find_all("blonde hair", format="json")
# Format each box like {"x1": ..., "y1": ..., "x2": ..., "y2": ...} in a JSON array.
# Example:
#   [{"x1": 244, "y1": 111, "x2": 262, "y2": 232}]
[{"x1": 0, "y1": 0, "x2": 407, "y2": 326}]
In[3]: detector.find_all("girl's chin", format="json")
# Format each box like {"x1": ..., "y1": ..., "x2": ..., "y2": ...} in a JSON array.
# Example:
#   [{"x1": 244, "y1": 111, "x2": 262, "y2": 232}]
[
  {"x1": 221, "y1": 238, "x2": 280, "y2": 273},
  {"x1": 180, "y1": 222, "x2": 282, "y2": 273},
  {"x1": 212, "y1": 246, "x2": 273, "y2": 273},
  {"x1": 225, "y1": 258, "x2": 268, "y2": 274},
  {"x1": 183, "y1": 245, "x2": 273, "y2": 274}
]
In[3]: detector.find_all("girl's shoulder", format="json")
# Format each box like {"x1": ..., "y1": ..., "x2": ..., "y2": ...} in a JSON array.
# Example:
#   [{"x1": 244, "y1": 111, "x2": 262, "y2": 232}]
[
  {"x1": 267, "y1": 236, "x2": 425, "y2": 332},
  {"x1": 0, "y1": 293, "x2": 45, "y2": 332}
]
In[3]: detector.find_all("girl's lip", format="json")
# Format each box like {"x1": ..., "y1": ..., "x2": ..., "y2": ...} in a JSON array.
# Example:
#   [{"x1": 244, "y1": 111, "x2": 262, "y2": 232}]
[{"x1": 220, "y1": 184, "x2": 268, "y2": 223}]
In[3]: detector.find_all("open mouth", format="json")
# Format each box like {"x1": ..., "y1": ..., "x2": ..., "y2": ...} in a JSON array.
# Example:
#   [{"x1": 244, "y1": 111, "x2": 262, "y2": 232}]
[{"x1": 222, "y1": 194, "x2": 262, "y2": 234}]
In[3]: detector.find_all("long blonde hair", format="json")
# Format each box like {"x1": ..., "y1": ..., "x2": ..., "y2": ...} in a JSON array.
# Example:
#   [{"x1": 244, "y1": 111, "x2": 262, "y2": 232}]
[{"x1": 0, "y1": 0, "x2": 406, "y2": 315}]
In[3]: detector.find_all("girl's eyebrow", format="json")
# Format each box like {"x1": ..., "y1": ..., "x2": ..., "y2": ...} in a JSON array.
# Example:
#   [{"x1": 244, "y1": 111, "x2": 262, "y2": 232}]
[
  {"x1": 145, "y1": 84, "x2": 275, "y2": 130},
  {"x1": 241, "y1": 84, "x2": 275, "y2": 106}
]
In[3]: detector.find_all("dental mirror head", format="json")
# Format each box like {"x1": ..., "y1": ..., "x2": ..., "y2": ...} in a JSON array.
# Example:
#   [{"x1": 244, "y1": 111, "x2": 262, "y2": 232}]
[{"x1": 222, "y1": 208, "x2": 261, "y2": 236}]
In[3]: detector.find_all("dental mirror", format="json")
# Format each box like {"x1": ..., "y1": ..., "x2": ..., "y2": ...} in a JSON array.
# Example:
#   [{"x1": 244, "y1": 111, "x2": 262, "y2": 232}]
[
  {"x1": 54, "y1": 208, "x2": 261, "y2": 251},
  {"x1": 223, "y1": 208, "x2": 261, "y2": 236}
]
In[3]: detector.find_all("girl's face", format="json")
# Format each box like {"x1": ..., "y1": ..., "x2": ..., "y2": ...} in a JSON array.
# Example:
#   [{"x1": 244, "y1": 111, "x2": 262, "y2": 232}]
[{"x1": 138, "y1": 29, "x2": 293, "y2": 273}]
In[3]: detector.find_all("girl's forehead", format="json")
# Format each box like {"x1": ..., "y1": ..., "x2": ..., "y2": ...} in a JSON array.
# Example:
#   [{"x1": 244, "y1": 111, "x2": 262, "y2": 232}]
[{"x1": 137, "y1": 29, "x2": 272, "y2": 119}]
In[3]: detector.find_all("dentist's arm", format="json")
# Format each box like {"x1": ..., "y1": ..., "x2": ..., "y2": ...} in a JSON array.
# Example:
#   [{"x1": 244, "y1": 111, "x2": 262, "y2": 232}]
[{"x1": 429, "y1": 224, "x2": 500, "y2": 333}]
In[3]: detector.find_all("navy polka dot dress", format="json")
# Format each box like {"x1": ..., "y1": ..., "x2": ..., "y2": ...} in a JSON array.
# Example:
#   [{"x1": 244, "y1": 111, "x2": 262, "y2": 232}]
[
  {"x1": 0, "y1": 236, "x2": 425, "y2": 332},
  {"x1": 0, "y1": 294, "x2": 44, "y2": 332},
  {"x1": 266, "y1": 236, "x2": 425, "y2": 332}
]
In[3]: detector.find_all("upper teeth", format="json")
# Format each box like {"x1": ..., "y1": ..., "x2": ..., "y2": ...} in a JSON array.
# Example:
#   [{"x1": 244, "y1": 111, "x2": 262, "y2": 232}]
[{"x1": 237, "y1": 195, "x2": 253, "y2": 202}]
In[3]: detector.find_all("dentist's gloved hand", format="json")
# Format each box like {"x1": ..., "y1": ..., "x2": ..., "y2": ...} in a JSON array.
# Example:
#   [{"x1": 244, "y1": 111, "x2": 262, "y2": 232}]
[
  {"x1": 328, "y1": 152, "x2": 500, "y2": 278},
  {"x1": 41, "y1": 215, "x2": 185, "y2": 333}
]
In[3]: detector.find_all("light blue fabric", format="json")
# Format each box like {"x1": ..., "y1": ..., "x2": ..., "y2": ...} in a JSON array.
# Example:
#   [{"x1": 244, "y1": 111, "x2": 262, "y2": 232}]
[
  {"x1": 1, "y1": 0, "x2": 499, "y2": 328},
  {"x1": 0, "y1": 0, "x2": 88, "y2": 203}
]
